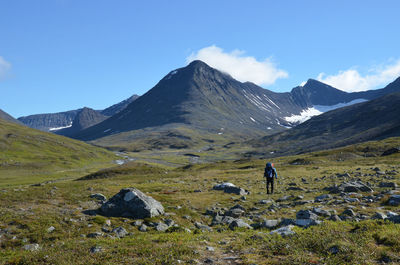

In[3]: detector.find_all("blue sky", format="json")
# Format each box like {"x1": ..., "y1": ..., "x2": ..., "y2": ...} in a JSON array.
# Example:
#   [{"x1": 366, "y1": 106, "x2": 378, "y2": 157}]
[{"x1": 1, "y1": 0, "x2": 400, "y2": 118}]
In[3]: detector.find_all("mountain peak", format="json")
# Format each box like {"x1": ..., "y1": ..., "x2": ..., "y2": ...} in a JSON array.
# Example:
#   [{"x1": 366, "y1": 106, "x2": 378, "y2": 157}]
[{"x1": 187, "y1": 60, "x2": 210, "y2": 69}]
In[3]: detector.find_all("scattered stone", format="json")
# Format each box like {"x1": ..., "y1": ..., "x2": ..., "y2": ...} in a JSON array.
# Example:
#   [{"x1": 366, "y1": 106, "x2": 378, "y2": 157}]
[
  {"x1": 90, "y1": 193, "x2": 107, "y2": 201},
  {"x1": 270, "y1": 225, "x2": 296, "y2": 237},
  {"x1": 213, "y1": 183, "x2": 235, "y2": 190},
  {"x1": 295, "y1": 219, "x2": 321, "y2": 227},
  {"x1": 315, "y1": 194, "x2": 332, "y2": 202},
  {"x1": 47, "y1": 226, "x2": 55, "y2": 233},
  {"x1": 104, "y1": 219, "x2": 111, "y2": 226},
  {"x1": 388, "y1": 195, "x2": 400, "y2": 206},
  {"x1": 312, "y1": 208, "x2": 331, "y2": 218},
  {"x1": 324, "y1": 181, "x2": 373, "y2": 193},
  {"x1": 194, "y1": 222, "x2": 213, "y2": 232},
  {"x1": 254, "y1": 219, "x2": 279, "y2": 229},
  {"x1": 139, "y1": 224, "x2": 148, "y2": 232},
  {"x1": 182, "y1": 215, "x2": 191, "y2": 220},
  {"x1": 155, "y1": 222, "x2": 169, "y2": 232},
  {"x1": 90, "y1": 246, "x2": 103, "y2": 253},
  {"x1": 23, "y1": 243, "x2": 40, "y2": 251},
  {"x1": 87, "y1": 232, "x2": 103, "y2": 238},
  {"x1": 204, "y1": 258, "x2": 215, "y2": 264},
  {"x1": 296, "y1": 210, "x2": 318, "y2": 220},
  {"x1": 342, "y1": 208, "x2": 356, "y2": 217},
  {"x1": 194, "y1": 190, "x2": 202, "y2": 193},
  {"x1": 372, "y1": 212, "x2": 387, "y2": 220},
  {"x1": 223, "y1": 186, "x2": 249, "y2": 195},
  {"x1": 164, "y1": 219, "x2": 175, "y2": 227},
  {"x1": 258, "y1": 199, "x2": 273, "y2": 205},
  {"x1": 287, "y1": 186, "x2": 306, "y2": 191},
  {"x1": 112, "y1": 227, "x2": 128, "y2": 238},
  {"x1": 329, "y1": 215, "x2": 342, "y2": 221},
  {"x1": 229, "y1": 219, "x2": 252, "y2": 230},
  {"x1": 379, "y1": 182, "x2": 397, "y2": 189},
  {"x1": 132, "y1": 220, "x2": 142, "y2": 226},
  {"x1": 328, "y1": 246, "x2": 339, "y2": 255},
  {"x1": 388, "y1": 215, "x2": 400, "y2": 224},
  {"x1": 205, "y1": 246, "x2": 215, "y2": 252},
  {"x1": 100, "y1": 188, "x2": 164, "y2": 219}
]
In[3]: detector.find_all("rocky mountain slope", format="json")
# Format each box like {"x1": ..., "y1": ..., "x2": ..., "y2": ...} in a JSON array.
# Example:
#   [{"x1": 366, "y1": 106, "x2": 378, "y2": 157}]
[
  {"x1": 17, "y1": 94, "x2": 139, "y2": 132},
  {"x1": 71, "y1": 61, "x2": 308, "y2": 142},
  {"x1": 252, "y1": 91, "x2": 400, "y2": 156},
  {"x1": 56, "y1": 107, "x2": 109, "y2": 137}
]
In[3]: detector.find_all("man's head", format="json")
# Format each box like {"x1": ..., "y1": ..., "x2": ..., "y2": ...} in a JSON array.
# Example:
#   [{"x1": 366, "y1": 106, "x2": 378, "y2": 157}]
[{"x1": 266, "y1": 162, "x2": 273, "y2": 168}]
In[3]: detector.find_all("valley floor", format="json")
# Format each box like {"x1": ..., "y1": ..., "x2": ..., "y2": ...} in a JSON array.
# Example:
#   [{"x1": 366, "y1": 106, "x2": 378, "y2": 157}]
[{"x1": 1, "y1": 138, "x2": 400, "y2": 264}]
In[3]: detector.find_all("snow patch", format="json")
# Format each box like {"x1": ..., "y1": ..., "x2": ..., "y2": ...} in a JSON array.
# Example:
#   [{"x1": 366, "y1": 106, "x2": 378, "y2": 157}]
[
  {"x1": 104, "y1": 129, "x2": 111, "y2": 133},
  {"x1": 166, "y1": 70, "x2": 178, "y2": 79},
  {"x1": 285, "y1": 98, "x2": 368, "y2": 124},
  {"x1": 49, "y1": 122, "x2": 72, "y2": 131},
  {"x1": 250, "y1": 117, "x2": 256, "y2": 122}
]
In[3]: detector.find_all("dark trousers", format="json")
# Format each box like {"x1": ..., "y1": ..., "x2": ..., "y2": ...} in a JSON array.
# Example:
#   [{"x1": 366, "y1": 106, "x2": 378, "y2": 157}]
[{"x1": 266, "y1": 177, "x2": 274, "y2": 194}]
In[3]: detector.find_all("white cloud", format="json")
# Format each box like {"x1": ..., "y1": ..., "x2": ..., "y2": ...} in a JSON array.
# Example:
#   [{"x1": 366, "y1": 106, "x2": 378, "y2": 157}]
[
  {"x1": 186, "y1": 45, "x2": 288, "y2": 86},
  {"x1": 317, "y1": 59, "x2": 400, "y2": 92},
  {"x1": 0, "y1": 56, "x2": 11, "y2": 80}
]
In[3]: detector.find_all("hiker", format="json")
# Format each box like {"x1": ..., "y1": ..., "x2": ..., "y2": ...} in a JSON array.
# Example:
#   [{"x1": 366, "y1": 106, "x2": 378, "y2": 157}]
[{"x1": 264, "y1": 162, "x2": 278, "y2": 194}]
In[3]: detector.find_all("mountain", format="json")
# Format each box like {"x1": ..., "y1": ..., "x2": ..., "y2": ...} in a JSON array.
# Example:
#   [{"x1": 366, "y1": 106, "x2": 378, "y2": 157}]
[
  {"x1": 72, "y1": 60, "x2": 306, "y2": 143},
  {"x1": 70, "y1": 61, "x2": 400, "y2": 151},
  {"x1": 17, "y1": 94, "x2": 139, "y2": 132},
  {"x1": 251, "y1": 91, "x2": 400, "y2": 156},
  {"x1": 0, "y1": 109, "x2": 23, "y2": 125},
  {"x1": 101, "y1": 94, "x2": 139, "y2": 116},
  {"x1": 56, "y1": 107, "x2": 109, "y2": 137}
]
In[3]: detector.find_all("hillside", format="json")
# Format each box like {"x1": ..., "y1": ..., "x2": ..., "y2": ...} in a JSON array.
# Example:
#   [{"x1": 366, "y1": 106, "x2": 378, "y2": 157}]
[
  {"x1": 0, "y1": 118, "x2": 116, "y2": 186},
  {"x1": 0, "y1": 109, "x2": 23, "y2": 125},
  {"x1": 251, "y1": 91, "x2": 400, "y2": 157}
]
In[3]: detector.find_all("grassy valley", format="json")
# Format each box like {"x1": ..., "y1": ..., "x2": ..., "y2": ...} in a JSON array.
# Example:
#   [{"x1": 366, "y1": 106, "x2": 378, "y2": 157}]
[{"x1": 0, "y1": 135, "x2": 399, "y2": 264}]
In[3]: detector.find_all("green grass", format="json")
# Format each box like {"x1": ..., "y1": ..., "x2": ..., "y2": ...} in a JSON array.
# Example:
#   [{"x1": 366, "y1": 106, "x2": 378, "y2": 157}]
[
  {"x1": 0, "y1": 119, "x2": 117, "y2": 187},
  {"x1": 0, "y1": 134, "x2": 399, "y2": 264}
]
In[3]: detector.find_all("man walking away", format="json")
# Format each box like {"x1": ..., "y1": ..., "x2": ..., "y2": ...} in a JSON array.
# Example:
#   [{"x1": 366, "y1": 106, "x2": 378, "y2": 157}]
[{"x1": 264, "y1": 162, "x2": 278, "y2": 194}]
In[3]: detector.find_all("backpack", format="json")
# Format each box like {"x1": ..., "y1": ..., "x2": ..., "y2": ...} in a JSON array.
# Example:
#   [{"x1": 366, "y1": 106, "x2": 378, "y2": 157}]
[{"x1": 265, "y1": 167, "x2": 274, "y2": 179}]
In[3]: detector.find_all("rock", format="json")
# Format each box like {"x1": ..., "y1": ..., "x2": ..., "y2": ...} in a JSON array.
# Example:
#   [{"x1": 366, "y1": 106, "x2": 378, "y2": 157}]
[
  {"x1": 388, "y1": 215, "x2": 400, "y2": 224},
  {"x1": 132, "y1": 220, "x2": 142, "y2": 226},
  {"x1": 342, "y1": 209, "x2": 356, "y2": 217},
  {"x1": 223, "y1": 186, "x2": 249, "y2": 195},
  {"x1": 99, "y1": 188, "x2": 164, "y2": 219},
  {"x1": 229, "y1": 219, "x2": 252, "y2": 230},
  {"x1": 279, "y1": 218, "x2": 295, "y2": 226},
  {"x1": 164, "y1": 219, "x2": 175, "y2": 227},
  {"x1": 381, "y1": 147, "x2": 400, "y2": 156},
  {"x1": 204, "y1": 258, "x2": 215, "y2": 264},
  {"x1": 388, "y1": 195, "x2": 400, "y2": 206},
  {"x1": 23, "y1": 243, "x2": 40, "y2": 251},
  {"x1": 194, "y1": 222, "x2": 213, "y2": 232},
  {"x1": 270, "y1": 225, "x2": 295, "y2": 237},
  {"x1": 139, "y1": 224, "x2": 148, "y2": 232},
  {"x1": 386, "y1": 211, "x2": 398, "y2": 218},
  {"x1": 379, "y1": 182, "x2": 397, "y2": 189},
  {"x1": 315, "y1": 194, "x2": 332, "y2": 202},
  {"x1": 325, "y1": 181, "x2": 373, "y2": 193},
  {"x1": 296, "y1": 210, "x2": 318, "y2": 220},
  {"x1": 90, "y1": 246, "x2": 103, "y2": 253},
  {"x1": 225, "y1": 206, "x2": 245, "y2": 218},
  {"x1": 312, "y1": 208, "x2": 331, "y2": 218},
  {"x1": 295, "y1": 219, "x2": 321, "y2": 227},
  {"x1": 205, "y1": 246, "x2": 215, "y2": 252},
  {"x1": 255, "y1": 219, "x2": 279, "y2": 229},
  {"x1": 328, "y1": 246, "x2": 339, "y2": 255},
  {"x1": 211, "y1": 215, "x2": 236, "y2": 226},
  {"x1": 329, "y1": 215, "x2": 341, "y2": 221},
  {"x1": 372, "y1": 212, "x2": 387, "y2": 220},
  {"x1": 343, "y1": 197, "x2": 360, "y2": 203},
  {"x1": 47, "y1": 226, "x2": 55, "y2": 233},
  {"x1": 258, "y1": 199, "x2": 273, "y2": 205},
  {"x1": 213, "y1": 183, "x2": 235, "y2": 190},
  {"x1": 90, "y1": 193, "x2": 107, "y2": 201},
  {"x1": 112, "y1": 227, "x2": 128, "y2": 238},
  {"x1": 155, "y1": 222, "x2": 169, "y2": 232},
  {"x1": 87, "y1": 232, "x2": 103, "y2": 238},
  {"x1": 276, "y1": 195, "x2": 291, "y2": 202},
  {"x1": 105, "y1": 219, "x2": 111, "y2": 226}
]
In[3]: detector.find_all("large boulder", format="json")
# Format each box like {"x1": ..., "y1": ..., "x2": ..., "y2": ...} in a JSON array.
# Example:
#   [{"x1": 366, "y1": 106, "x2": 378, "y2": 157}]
[
  {"x1": 388, "y1": 195, "x2": 400, "y2": 206},
  {"x1": 99, "y1": 188, "x2": 164, "y2": 219}
]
